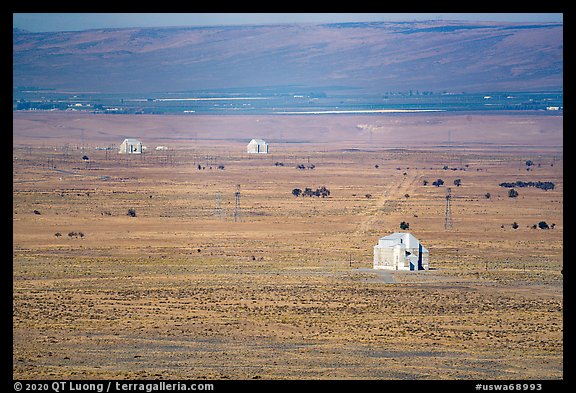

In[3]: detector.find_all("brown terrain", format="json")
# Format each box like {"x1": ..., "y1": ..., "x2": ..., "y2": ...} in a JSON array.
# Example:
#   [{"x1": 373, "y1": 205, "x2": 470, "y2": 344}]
[{"x1": 13, "y1": 111, "x2": 562, "y2": 380}]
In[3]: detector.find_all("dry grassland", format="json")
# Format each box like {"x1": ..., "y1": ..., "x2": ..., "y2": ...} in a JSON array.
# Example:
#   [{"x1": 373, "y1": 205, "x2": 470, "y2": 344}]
[{"x1": 13, "y1": 112, "x2": 562, "y2": 380}]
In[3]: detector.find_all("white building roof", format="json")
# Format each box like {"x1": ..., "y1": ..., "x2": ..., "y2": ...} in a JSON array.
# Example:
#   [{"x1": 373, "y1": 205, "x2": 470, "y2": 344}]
[
  {"x1": 249, "y1": 138, "x2": 267, "y2": 144},
  {"x1": 377, "y1": 232, "x2": 428, "y2": 253},
  {"x1": 123, "y1": 138, "x2": 142, "y2": 143}
]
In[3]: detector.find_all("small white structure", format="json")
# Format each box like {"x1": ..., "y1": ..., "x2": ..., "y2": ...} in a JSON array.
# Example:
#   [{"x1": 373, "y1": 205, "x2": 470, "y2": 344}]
[
  {"x1": 118, "y1": 138, "x2": 143, "y2": 154},
  {"x1": 373, "y1": 232, "x2": 429, "y2": 271},
  {"x1": 247, "y1": 138, "x2": 268, "y2": 154}
]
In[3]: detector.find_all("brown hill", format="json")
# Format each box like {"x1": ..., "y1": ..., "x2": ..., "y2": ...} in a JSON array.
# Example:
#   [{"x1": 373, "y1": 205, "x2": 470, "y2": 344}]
[{"x1": 12, "y1": 21, "x2": 563, "y2": 93}]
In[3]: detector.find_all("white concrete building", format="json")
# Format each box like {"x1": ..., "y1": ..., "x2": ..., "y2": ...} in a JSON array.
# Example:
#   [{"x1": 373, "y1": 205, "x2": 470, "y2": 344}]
[
  {"x1": 118, "y1": 138, "x2": 143, "y2": 154},
  {"x1": 247, "y1": 138, "x2": 268, "y2": 154},
  {"x1": 373, "y1": 232, "x2": 429, "y2": 271}
]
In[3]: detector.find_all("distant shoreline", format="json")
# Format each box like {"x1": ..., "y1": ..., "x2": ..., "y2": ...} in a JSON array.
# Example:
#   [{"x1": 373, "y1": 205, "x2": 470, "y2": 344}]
[{"x1": 274, "y1": 109, "x2": 446, "y2": 114}]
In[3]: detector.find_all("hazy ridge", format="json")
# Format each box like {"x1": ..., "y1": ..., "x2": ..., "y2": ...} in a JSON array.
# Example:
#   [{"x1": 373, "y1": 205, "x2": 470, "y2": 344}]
[{"x1": 13, "y1": 21, "x2": 563, "y2": 94}]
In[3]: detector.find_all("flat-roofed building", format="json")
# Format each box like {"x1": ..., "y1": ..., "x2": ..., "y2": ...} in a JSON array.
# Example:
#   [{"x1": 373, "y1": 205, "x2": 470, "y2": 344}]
[
  {"x1": 247, "y1": 138, "x2": 268, "y2": 154},
  {"x1": 373, "y1": 232, "x2": 429, "y2": 271},
  {"x1": 118, "y1": 138, "x2": 143, "y2": 154}
]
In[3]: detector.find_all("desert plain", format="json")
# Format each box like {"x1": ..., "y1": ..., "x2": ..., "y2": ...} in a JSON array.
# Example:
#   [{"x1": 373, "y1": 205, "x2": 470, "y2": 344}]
[{"x1": 13, "y1": 111, "x2": 563, "y2": 380}]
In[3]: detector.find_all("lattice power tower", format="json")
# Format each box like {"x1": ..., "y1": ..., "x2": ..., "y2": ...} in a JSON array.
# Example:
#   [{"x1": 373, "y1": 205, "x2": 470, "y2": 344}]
[
  {"x1": 233, "y1": 184, "x2": 241, "y2": 222},
  {"x1": 214, "y1": 191, "x2": 223, "y2": 219},
  {"x1": 444, "y1": 187, "x2": 453, "y2": 229}
]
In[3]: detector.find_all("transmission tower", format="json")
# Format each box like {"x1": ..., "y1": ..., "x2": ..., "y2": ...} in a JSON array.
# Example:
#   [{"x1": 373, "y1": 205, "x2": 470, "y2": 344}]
[
  {"x1": 233, "y1": 184, "x2": 241, "y2": 222},
  {"x1": 81, "y1": 129, "x2": 85, "y2": 155},
  {"x1": 214, "y1": 191, "x2": 223, "y2": 219},
  {"x1": 444, "y1": 187, "x2": 453, "y2": 229}
]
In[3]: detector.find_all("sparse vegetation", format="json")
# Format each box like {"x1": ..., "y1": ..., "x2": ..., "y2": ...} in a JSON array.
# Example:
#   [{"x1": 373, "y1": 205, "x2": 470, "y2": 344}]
[
  {"x1": 127, "y1": 208, "x2": 137, "y2": 217},
  {"x1": 444, "y1": 165, "x2": 466, "y2": 171},
  {"x1": 538, "y1": 221, "x2": 549, "y2": 229},
  {"x1": 297, "y1": 164, "x2": 316, "y2": 170},
  {"x1": 508, "y1": 189, "x2": 519, "y2": 198},
  {"x1": 499, "y1": 181, "x2": 555, "y2": 190},
  {"x1": 13, "y1": 110, "x2": 563, "y2": 381},
  {"x1": 63, "y1": 231, "x2": 84, "y2": 238},
  {"x1": 300, "y1": 186, "x2": 330, "y2": 198},
  {"x1": 302, "y1": 187, "x2": 313, "y2": 197}
]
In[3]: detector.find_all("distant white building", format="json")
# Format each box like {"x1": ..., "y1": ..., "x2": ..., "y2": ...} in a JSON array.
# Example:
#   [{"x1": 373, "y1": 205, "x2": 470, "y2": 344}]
[
  {"x1": 247, "y1": 138, "x2": 268, "y2": 154},
  {"x1": 118, "y1": 138, "x2": 143, "y2": 154},
  {"x1": 374, "y1": 232, "x2": 429, "y2": 271}
]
